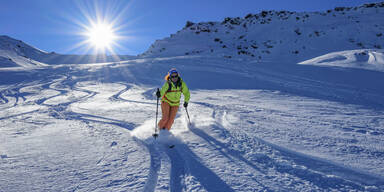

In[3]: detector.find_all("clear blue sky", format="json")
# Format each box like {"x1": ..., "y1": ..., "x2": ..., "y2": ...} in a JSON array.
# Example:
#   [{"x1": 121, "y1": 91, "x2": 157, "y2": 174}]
[{"x1": 0, "y1": 0, "x2": 381, "y2": 55}]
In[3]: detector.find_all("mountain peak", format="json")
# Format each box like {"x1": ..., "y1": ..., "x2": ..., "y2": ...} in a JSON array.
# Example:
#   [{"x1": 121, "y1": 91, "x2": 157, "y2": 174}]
[
  {"x1": 141, "y1": 2, "x2": 384, "y2": 62},
  {"x1": 0, "y1": 35, "x2": 135, "y2": 66}
]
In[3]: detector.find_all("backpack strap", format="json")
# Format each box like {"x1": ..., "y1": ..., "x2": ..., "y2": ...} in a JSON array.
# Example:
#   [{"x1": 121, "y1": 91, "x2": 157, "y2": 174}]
[
  {"x1": 167, "y1": 81, "x2": 172, "y2": 92},
  {"x1": 167, "y1": 79, "x2": 182, "y2": 93}
]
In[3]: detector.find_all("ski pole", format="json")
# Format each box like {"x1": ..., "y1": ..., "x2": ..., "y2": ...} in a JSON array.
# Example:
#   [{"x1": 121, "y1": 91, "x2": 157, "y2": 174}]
[
  {"x1": 153, "y1": 88, "x2": 160, "y2": 138},
  {"x1": 185, "y1": 106, "x2": 191, "y2": 126}
]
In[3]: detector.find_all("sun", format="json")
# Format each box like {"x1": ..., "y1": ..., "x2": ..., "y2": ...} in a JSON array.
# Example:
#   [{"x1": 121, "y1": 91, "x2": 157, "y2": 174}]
[
  {"x1": 65, "y1": 1, "x2": 135, "y2": 55},
  {"x1": 86, "y1": 22, "x2": 117, "y2": 50}
]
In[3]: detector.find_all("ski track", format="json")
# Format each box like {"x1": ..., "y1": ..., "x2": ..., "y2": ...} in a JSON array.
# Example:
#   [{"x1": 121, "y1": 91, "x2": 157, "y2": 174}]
[
  {"x1": 163, "y1": 146, "x2": 186, "y2": 192},
  {"x1": 1, "y1": 61, "x2": 384, "y2": 191},
  {"x1": 142, "y1": 142, "x2": 161, "y2": 192}
]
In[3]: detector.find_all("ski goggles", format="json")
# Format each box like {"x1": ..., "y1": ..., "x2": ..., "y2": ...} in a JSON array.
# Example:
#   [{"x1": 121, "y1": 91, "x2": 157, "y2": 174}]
[
  {"x1": 170, "y1": 74, "x2": 179, "y2": 78},
  {"x1": 169, "y1": 70, "x2": 178, "y2": 76}
]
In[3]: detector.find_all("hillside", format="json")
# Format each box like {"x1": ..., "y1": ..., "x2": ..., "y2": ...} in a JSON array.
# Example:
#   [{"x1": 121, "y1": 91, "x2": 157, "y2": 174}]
[
  {"x1": 142, "y1": 2, "x2": 384, "y2": 63},
  {"x1": 2, "y1": 2, "x2": 384, "y2": 67},
  {"x1": 0, "y1": 35, "x2": 134, "y2": 67},
  {"x1": 1, "y1": 2, "x2": 384, "y2": 192},
  {"x1": 1, "y1": 54, "x2": 384, "y2": 191},
  {"x1": 300, "y1": 49, "x2": 384, "y2": 72}
]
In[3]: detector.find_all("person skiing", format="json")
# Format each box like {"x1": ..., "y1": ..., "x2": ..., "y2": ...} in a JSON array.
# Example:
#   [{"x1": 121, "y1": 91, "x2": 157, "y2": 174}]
[{"x1": 156, "y1": 68, "x2": 190, "y2": 131}]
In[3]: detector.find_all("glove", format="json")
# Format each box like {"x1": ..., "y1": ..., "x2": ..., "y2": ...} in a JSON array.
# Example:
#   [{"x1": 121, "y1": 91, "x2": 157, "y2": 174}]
[
  {"x1": 183, "y1": 102, "x2": 188, "y2": 108},
  {"x1": 156, "y1": 90, "x2": 161, "y2": 98}
]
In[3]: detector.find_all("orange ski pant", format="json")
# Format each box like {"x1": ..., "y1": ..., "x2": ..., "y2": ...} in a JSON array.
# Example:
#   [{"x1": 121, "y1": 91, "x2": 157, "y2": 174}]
[{"x1": 158, "y1": 101, "x2": 179, "y2": 130}]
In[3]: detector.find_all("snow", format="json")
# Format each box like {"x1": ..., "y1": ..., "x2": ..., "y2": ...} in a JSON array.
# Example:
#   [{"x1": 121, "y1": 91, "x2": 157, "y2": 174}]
[
  {"x1": 1, "y1": 2, "x2": 384, "y2": 191},
  {"x1": 0, "y1": 35, "x2": 134, "y2": 66},
  {"x1": 1, "y1": 54, "x2": 384, "y2": 191},
  {"x1": 299, "y1": 49, "x2": 384, "y2": 72},
  {"x1": 142, "y1": 3, "x2": 384, "y2": 64}
]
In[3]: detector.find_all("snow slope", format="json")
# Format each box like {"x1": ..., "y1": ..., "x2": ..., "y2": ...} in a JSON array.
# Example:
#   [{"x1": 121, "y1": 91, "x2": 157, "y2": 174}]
[
  {"x1": 142, "y1": 2, "x2": 384, "y2": 63},
  {"x1": 1, "y1": 2, "x2": 384, "y2": 192},
  {"x1": 1, "y1": 54, "x2": 384, "y2": 191},
  {"x1": 299, "y1": 49, "x2": 384, "y2": 72},
  {"x1": 0, "y1": 36, "x2": 48, "y2": 69},
  {"x1": 0, "y1": 35, "x2": 134, "y2": 66}
]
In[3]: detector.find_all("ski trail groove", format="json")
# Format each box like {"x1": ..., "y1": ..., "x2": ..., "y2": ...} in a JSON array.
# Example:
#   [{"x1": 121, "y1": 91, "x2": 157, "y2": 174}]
[
  {"x1": 0, "y1": 91, "x2": 8, "y2": 104},
  {"x1": 215, "y1": 107, "x2": 384, "y2": 190},
  {"x1": 163, "y1": 145, "x2": 186, "y2": 192},
  {"x1": 188, "y1": 101, "x2": 384, "y2": 190},
  {"x1": 109, "y1": 83, "x2": 131, "y2": 102},
  {"x1": 110, "y1": 83, "x2": 155, "y2": 105},
  {"x1": 173, "y1": 143, "x2": 236, "y2": 192},
  {"x1": 188, "y1": 125, "x2": 271, "y2": 191},
  {"x1": 141, "y1": 142, "x2": 161, "y2": 192},
  {"x1": 254, "y1": 134, "x2": 384, "y2": 189}
]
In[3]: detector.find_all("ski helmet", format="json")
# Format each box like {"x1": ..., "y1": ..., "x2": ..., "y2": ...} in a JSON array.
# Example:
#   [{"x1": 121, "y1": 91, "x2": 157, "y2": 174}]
[{"x1": 169, "y1": 68, "x2": 178, "y2": 76}]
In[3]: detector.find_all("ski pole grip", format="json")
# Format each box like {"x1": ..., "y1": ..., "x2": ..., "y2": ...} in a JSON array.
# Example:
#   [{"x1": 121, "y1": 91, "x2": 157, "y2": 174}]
[{"x1": 156, "y1": 88, "x2": 161, "y2": 99}]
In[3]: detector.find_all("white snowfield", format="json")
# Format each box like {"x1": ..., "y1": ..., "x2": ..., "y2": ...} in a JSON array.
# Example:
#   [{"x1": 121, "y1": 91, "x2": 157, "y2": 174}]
[
  {"x1": 1, "y1": 2, "x2": 384, "y2": 191},
  {"x1": 1, "y1": 54, "x2": 384, "y2": 191},
  {"x1": 0, "y1": 35, "x2": 134, "y2": 68},
  {"x1": 299, "y1": 49, "x2": 384, "y2": 72},
  {"x1": 142, "y1": 3, "x2": 384, "y2": 64}
]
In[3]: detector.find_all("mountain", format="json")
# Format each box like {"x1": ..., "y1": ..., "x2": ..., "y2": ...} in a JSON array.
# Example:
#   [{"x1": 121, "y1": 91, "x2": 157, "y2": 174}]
[
  {"x1": 1, "y1": 2, "x2": 384, "y2": 191},
  {"x1": 0, "y1": 35, "x2": 48, "y2": 68},
  {"x1": 141, "y1": 2, "x2": 384, "y2": 63},
  {"x1": 0, "y1": 35, "x2": 134, "y2": 68},
  {"x1": 299, "y1": 49, "x2": 384, "y2": 72},
  {"x1": 2, "y1": 2, "x2": 383, "y2": 68}
]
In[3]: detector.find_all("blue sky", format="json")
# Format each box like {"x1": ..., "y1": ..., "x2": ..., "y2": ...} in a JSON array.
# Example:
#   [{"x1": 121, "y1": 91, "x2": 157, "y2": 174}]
[{"x1": 0, "y1": 0, "x2": 381, "y2": 55}]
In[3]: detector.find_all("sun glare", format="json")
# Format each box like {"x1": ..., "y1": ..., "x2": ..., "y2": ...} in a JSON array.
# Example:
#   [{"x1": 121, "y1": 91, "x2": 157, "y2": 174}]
[
  {"x1": 66, "y1": 0, "x2": 134, "y2": 55},
  {"x1": 86, "y1": 22, "x2": 116, "y2": 50}
]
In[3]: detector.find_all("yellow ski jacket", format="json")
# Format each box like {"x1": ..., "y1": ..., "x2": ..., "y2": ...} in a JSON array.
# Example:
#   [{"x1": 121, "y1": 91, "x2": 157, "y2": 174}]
[{"x1": 160, "y1": 77, "x2": 190, "y2": 107}]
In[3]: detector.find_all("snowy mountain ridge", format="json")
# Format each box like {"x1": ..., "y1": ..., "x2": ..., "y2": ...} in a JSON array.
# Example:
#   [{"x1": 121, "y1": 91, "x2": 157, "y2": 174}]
[
  {"x1": 0, "y1": 35, "x2": 134, "y2": 67},
  {"x1": 299, "y1": 49, "x2": 384, "y2": 72},
  {"x1": 1, "y1": 2, "x2": 384, "y2": 68},
  {"x1": 1, "y1": 2, "x2": 384, "y2": 191},
  {"x1": 142, "y1": 2, "x2": 384, "y2": 63},
  {"x1": 0, "y1": 35, "x2": 49, "y2": 69}
]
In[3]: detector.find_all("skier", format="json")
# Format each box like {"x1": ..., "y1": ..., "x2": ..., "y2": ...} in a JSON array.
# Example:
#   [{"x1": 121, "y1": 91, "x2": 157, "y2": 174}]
[{"x1": 156, "y1": 68, "x2": 190, "y2": 131}]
